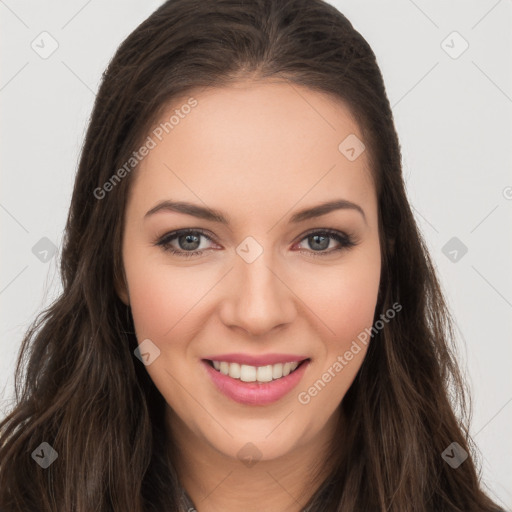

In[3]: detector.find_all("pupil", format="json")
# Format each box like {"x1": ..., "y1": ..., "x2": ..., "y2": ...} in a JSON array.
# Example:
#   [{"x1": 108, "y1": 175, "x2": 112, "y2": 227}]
[
  {"x1": 310, "y1": 234, "x2": 328, "y2": 250},
  {"x1": 181, "y1": 234, "x2": 200, "y2": 250}
]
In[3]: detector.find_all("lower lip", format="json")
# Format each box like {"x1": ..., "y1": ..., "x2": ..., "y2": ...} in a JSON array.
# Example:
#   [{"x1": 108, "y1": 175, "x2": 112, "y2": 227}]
[{"x1": 202, "y1": 359, "x2": 310, "y2": 406}]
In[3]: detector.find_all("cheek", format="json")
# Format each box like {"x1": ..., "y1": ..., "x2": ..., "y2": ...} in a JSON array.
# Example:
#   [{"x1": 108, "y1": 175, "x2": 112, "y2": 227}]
[
  {"x1": 125, "y1": 257, "x2": 203, "y2": 340},
  {"x1": 295, "y1": 252, "x2": 381, "y2": 344},
  {"x1": 124, "y1": 257, "x2": 209, "y2": 404},
  {"x1": 293, "y1": 250, "x2": 380, "y2": 406}
]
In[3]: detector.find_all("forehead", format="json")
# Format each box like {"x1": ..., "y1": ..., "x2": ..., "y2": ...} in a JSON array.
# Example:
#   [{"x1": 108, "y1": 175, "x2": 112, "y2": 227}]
[{"x1": 129, "y1": 80, "x2": 376, "y2": 226}]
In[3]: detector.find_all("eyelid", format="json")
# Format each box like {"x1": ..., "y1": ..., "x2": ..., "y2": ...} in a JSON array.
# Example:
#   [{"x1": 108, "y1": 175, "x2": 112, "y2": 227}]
[
  {"x1": 297, "y1": 227, "x2": 355, "y2": 242},
  {"x1": 293, "y1": 228, "x2": 358, "y2": 254},
  {"x1": 155, "y1": 227, "x2": 217, "y2": 248},
  {"x1": 155, "y1": 227, "x2": 358, "y2": 258}
]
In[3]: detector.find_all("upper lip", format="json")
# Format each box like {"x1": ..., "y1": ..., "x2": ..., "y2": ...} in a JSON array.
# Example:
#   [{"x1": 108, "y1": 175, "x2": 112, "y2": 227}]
[{"x1": 203, "y1": 353, "x2": 310, "y2": 366}]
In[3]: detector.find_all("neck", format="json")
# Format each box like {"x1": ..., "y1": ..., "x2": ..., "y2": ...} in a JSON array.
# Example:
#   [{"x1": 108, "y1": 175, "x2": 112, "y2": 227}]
[{"x1": 166, "y1": 406, "x2": 343, "y2": 512}]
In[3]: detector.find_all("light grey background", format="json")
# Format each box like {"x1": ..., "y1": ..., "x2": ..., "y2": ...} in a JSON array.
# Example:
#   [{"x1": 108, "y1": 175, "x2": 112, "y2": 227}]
[{"x1": 1, "y1": 0, "x2": 511, "y2": 508}]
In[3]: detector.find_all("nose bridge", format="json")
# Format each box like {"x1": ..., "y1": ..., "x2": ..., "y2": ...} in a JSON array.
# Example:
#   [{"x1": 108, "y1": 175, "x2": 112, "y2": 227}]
[{"x1": 221, "y1": 241, "x2": 295, "y2": 335}]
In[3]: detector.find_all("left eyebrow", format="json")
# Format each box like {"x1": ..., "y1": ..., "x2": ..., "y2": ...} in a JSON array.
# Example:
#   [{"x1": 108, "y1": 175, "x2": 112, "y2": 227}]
[
  {"x1": 144, "y1": 198, "x2": 367, "y2": 225},
  {"x1": 289, "y1": 199, "x2": 367, "y2": 225}
]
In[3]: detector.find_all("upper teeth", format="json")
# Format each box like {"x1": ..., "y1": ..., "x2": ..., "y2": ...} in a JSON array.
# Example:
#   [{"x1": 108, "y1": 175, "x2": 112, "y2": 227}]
[{"x1": 212, "y1": 361, "x2": 300, "y2": 382}]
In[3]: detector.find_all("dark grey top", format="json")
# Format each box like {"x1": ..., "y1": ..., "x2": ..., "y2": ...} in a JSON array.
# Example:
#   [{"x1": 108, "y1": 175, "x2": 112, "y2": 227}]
[
  {"x1": 179, "y1": 486, "x2": 198, "y2": 512},
  {"x1": 178, "y1": 485, "x2": 317, "y2": 512}
]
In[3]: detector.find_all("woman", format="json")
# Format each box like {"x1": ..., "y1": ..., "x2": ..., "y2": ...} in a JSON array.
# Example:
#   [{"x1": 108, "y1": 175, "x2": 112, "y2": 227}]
[{"x1": 0, "y1": 0, "x2": 504, "y2": 510}]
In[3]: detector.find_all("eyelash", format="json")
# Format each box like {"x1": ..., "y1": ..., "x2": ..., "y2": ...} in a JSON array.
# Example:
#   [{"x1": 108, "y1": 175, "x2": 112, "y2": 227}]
[{"x1": 155, "y1": 228, "x2": 357, "y2": 259}]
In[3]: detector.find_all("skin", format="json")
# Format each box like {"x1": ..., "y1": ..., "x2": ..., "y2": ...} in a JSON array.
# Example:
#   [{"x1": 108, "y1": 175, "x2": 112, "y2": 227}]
[{"x1": 117, "y1": 79, "x2": 381, "y2": 512}]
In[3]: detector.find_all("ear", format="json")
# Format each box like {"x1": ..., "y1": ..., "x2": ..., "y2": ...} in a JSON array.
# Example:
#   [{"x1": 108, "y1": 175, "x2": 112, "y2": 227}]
[{"x1": 114, "y1": 267, "x2": 130, "y2": 306}]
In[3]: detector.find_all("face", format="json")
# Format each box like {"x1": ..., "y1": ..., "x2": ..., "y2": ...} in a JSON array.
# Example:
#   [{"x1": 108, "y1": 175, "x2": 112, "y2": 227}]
[{"x1": 119, "y1": 80, "x2": 381, "y2": 464}]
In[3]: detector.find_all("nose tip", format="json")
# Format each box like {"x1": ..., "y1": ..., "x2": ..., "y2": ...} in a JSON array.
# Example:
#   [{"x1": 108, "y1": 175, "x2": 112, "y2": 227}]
[{"x1": 219, "y1": 258, "x2": 296, "y2": 337}]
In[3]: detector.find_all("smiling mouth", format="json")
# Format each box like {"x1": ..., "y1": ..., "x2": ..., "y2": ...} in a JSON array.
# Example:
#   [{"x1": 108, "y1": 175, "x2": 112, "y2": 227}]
[{"x1": 204, "y1": 358, "x2": 310, "y2": 383}]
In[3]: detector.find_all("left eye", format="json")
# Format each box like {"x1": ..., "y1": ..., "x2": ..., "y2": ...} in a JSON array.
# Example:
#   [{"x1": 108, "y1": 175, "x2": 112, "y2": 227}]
[
  {"x1": 295, "y1": 230, "x2": 355, "y2": 254},
  {"x1": 155, "y1": 228, "x2": 356, "y2": 258}
]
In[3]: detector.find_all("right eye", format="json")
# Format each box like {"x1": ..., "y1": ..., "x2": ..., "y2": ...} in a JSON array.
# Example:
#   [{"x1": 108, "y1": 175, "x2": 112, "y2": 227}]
[{"x1": 155, "y1": 229, "x2": 218, "y2": 258}]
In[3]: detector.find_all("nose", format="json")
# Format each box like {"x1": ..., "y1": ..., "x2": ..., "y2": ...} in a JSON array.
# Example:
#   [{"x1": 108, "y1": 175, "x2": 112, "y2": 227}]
[{"x1": 218, "y1": 251, "x2": 296, "y2": 337}]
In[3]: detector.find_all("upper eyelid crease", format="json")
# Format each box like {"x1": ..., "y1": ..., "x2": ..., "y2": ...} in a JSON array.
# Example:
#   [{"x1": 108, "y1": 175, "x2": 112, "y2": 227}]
[{"x1": 144, "y1": 199, "x2": 367, "y2": 226}]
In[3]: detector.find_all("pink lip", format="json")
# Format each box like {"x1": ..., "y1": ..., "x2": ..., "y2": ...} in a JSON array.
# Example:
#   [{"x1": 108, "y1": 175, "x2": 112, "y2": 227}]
[
  {"x1": 202, "y1": 353, "x2": 309, "y2": 366},
  {"x1": 201, "y1": 359, "x2": 311, "y2": 406}
]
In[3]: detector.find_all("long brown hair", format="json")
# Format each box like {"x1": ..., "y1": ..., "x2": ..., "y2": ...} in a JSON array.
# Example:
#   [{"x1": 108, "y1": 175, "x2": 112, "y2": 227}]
[{"x1": 0, "y1": 0, "x2": 503, "y2": 510}]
